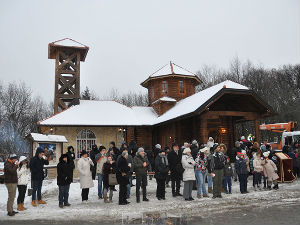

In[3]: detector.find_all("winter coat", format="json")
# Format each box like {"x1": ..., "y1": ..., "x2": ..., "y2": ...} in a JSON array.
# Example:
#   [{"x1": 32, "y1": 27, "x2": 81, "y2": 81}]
[
  {"x1": 253, "y1": 155, "x2": 264, "y2": 173},
  {"x1": 227, "y1": 147, "x2": 241, "y2": 163},
  {"x1": 117, "y1": 154, "x2": 134, "y2": 174},
  {"x1": 154, "y1": 154, "x2": 169, "y2": 180},
  {"x1": 181, "y1": 154, "x2": 196, "y2": 181},
  {"x1": 207, "y1": 152, "x2": 226, "y2": 173},
  {"x1": 4, "y1": 160, "x2": 18, "y2": 184},
  {"x1": 29, "y1": 151, "x2": 49, "y2": 181},
  {"x1": 195, "y1": 154, "x2": 207, "y2": 172},
  {"x1": 90, "y1": 147, "x2": 100, "y2": 166},
  {"x1": 224, "y1": 163, "x2": 233, "y2": 177},
  {"x1": 117, "y1": 156, "x2": 130, "y2": 185},
  {"x1": 102, "y1": 161, "x2": 117, "y2": 189},
  {"x1": 57, "y1": 156, "x2": 73, "y2": 186},
  {"x1": 133, "y1": 153, "x2": 151, "y2": 176},
  {"x1": 77, "y1": 157, "x2": 94, "y2": 189},
  {"x1": 66, "y1": 150, "x2": 75, "y2": 182},
  {"x1": 235, "y1": 158, "x2": 249, "y2": 175},
  {"x1": 17, "y1": 165, "x2": 30, "y2": 185},
  {"x1": 153, "y1": 148, "x2": 161, "y2": 159},
  {"x1": 95, "y1": 153, "x2": 107, "y2": 175},
  {"x1": 128, "y1": 140, "x2": 138, "y2": 157},
  {"x1": 145, "y1": 148, "x2": 155, "y2": 171},
  {"x1": 287, "y1": 152, "x2": 297, "y2": 169},
  {"x1": 168, "y1": 149, "x2": 183, "y2": 180},
  {"x1": 262, "y1": 159, "x2": 279, "y2": 182},
  {"x1": 190, "y1": 144, "x2": 199, "y2": 160}
]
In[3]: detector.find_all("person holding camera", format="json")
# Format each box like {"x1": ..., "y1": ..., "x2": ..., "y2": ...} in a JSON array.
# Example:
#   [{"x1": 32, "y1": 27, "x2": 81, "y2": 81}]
[{"x1": 29, "y1": 147, "x2": 49, "y2": 207}]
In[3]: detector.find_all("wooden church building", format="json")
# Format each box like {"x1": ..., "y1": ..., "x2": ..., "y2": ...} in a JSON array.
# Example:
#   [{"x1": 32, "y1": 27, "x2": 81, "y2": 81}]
[{"x1": 38, "y1": 39, "x2": 274, "y2": 158}]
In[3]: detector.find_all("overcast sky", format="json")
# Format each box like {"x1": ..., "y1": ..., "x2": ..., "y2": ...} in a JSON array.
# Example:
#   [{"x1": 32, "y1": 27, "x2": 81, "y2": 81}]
[{"x1": 0, "y1": 0, "x2": 299, "y2": 102}]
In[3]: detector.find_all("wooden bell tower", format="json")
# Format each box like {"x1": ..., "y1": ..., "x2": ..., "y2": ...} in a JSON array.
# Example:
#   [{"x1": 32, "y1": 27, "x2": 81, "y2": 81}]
[{"x1": 48, "y1": 38, "x2": 89, "y2": 113}]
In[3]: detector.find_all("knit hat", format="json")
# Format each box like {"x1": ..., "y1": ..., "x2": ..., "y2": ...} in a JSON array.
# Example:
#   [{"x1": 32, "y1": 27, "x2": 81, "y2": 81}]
[
  {"x1": 212, "y1": 143, "x2": 219, "y2": 151},
  {"x1": 200, "y1": 147, "x2": 208, "y2": 153},
  {"x1": 235, "y1": 141, "x2": 240, "y2": 147},
  {"x1": 192, "y1": 140, "x2": 198, "y2": 145},
  {"x1": 241, "y1": 150, "x2": 247, "y2": 155},
  {"x1": 122, "y1": 151, "x2": 128, "y2": 157},
  {"x1": 159, "y1": 149, "x2": 166, "y2": 154},
  {"x1": 61, "y1": 153, "x2": 68, "y2": 159},
  {"x1": 263, "y1": 151, "x2": 270, "y2": 157},
  {"x1": 208, "y1": 137, "x2": 214, "y2": 142},
  {"x1": 36, "y1": 147, "x2": 44, "y2": 154},
  {"x1": 183, "y1": 148, "x2": 191, "y2": 154},
  {"x1": 9, "y1": 154, "x2": 17, "y2": 160},
  {"x1": 19, "y1": 156, "x2": 27, "y2": 163},
  {"x1": 155, "y1": 144, "x2": 161, "y2": 149},
  {"x1": 241, "y1": 136, "x2": 246, "y2": 140},
  {"x1": 137, "y1": 147, "x2": 144, "y2": 153}
]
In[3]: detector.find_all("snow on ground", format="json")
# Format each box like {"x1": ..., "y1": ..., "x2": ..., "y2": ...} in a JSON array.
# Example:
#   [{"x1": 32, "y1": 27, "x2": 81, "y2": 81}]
[{"x1": 0, "y1": 177, "x2": 299, "y2": 223}]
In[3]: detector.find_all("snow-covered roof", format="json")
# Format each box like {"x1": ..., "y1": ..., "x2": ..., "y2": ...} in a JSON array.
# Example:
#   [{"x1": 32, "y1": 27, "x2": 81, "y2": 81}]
[
  {"x1": 153, "y1": 96, "x2": 177, "y2": 104},
  {"x1": 50, "y1": 38, "x2": 88, "y2": 48},
  {"x1": 150, "y1": 62, "x2": 196, "y2": 77},
  {"x1": 29, "y1": 133, "x2": 68, "y2": 143},
  {"x1": 39, "y1": 101, "x2": 157, "y2": 126},
  {"x1": 39, "y1": 80, "x2": 251, "y2": 126},
  {"x1": 156, "y1": 80, "x2": 248, "y2": 124}
]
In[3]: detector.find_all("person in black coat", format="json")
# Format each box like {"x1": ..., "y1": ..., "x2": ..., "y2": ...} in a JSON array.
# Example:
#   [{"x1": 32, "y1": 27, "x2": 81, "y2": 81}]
[
  {"x1": 167, "y1": 143, "x2": 183, "y2": 197},
  {"x1": 102, "y1": 155, "x2": 117, "y2": 203},
  {"x1": 66, "y1": 146, "x2": 76, "y2": 182},
  {"x1": 109, "y1": 141, "x2": 121, "y2": 161},
  {"x1": 29, "y1": 147, "x2": 49, "y2": 206},
  {"x1": 57, "y1": 154, "x2": 73, "y2": 208},
  {"x1": 155, "y1": 149, "x2": 169, "y2": 200},
  {"x1": 235, "y1": 152, "x2": 249, "y2": 194},
  {"x1": 117, "y1": 151, "x2": 130, "y2": 205},
  {"x1": 89, "y1": 144, "x2": 99, "y2": 180},
  {"x1": 128, "y1": 140, "x2": 138, "y2": 157}
]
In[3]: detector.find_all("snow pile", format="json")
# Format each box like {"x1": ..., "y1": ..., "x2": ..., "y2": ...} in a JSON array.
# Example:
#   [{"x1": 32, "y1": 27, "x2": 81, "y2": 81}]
[
  {"x1": 30, "y1": 133, "x2": 68, "y2": 143},
  {"x1": 0, "y1": 178, "x2": 299, "y2": 222}
]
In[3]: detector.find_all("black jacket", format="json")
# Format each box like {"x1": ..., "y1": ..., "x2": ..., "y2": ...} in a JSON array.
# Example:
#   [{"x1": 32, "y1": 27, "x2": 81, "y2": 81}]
[
  {"x1": 207, "y1": 152, "x2": 226, "y2": 173},
  {"x1": 57, "y1": 156, "x2": 73, "y2": 186},
  {"x1": 103, "y1": 162, "x2": 117, "y2": 189},
  {"x1": 227, "y1": 147, "x2": 241, "y2": 163},
  {"x1": 167, "y1": 149, "x2": 183, "y2": 180},
  {"x1": 154, "y1": 154, "x2": 169, "y2": 180},
  {"x1": 30, "y1": 150, "x2": 49, "y2": 181},
  {"x1": 235, "y1": 158, "x2": 249, "y2": 175},
  {"x1": 117, "y1": 156, "x2": 130, "y2": 185},
  {"x1": 66, "y1": 150, "x2": 75, "y2": 181},
  {"x1": 224, "y1": 163, "x2": 233, "y2": 177},
  {"x1": 190, "y1": 144, "x2": 199, "y2": 160}
]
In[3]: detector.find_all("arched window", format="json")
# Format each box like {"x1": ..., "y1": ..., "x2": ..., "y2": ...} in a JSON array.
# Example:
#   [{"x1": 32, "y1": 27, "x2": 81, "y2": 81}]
[{"x1": 76, "y1": 129, "x2": 96, "y2": 158}]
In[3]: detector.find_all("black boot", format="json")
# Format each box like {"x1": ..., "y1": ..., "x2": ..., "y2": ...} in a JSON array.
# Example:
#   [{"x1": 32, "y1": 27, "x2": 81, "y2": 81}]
[
  {"x1": 142, "y1": 187, "x2": 149, "y2": 201},
  {"x1": 136, "y1": 191, "x2": 140, "y2": 203},
  {"x1": 273, "y1": 184, "x2": 279, "y2": 190}
]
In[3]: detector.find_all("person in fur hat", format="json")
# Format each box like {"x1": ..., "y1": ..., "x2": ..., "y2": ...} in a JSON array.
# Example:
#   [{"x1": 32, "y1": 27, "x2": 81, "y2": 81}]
[
  {"x1": 262, "y1": 151, "x2": 279, "y2": 190},
  {"x1": 57, "y1": 154, "x2": 73, "y2": 208},
  {"x1": 133, "y1": 147, "x2": 151, "y2": 203},
  {"x1": 154, "y1": 149, "x2": 169, "y2": 200},
  {"x1": 17, "y1": 156, "x2": 30, "y2": 211},
  {"x1": 182, "y1": 148, "x2": 196, "y2": 201}
]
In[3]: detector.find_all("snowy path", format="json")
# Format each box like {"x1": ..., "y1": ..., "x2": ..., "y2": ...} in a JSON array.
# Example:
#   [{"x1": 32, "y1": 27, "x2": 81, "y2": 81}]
[{"x1": 0, "y1": 178, "x2": 299, "y2": 223}]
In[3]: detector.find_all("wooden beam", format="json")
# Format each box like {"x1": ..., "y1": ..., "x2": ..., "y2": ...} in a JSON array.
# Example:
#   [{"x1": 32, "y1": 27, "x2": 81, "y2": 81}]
[
  {"x1": 201, "y1": 111, "x2": 260, "y2": 120},
  {"x1": 254, "y1": 119, "x2": 260, "y2": 144}
]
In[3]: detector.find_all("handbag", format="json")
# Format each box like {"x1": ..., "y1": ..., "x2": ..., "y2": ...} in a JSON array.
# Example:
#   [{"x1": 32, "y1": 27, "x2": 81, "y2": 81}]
[{"x1": 108, "y1": 173, "x2": 118, "y2": 186}]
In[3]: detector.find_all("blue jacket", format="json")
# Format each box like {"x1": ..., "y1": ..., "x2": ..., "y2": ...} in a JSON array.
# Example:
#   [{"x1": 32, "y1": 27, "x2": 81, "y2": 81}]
[{"x1": 235, "y1": 158, "x2": 248, "y2": 175}]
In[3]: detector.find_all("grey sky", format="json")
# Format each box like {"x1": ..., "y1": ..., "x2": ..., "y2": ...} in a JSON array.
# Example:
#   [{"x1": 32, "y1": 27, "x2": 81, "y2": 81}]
[{"x1": 0, "y1": 0, "x2": 299, "y2": 102}]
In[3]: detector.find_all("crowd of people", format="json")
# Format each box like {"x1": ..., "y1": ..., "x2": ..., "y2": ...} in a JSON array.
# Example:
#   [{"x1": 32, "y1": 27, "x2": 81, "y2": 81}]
[{"x1": 3, "y1": 138, "x2": 300, "y2": 216}]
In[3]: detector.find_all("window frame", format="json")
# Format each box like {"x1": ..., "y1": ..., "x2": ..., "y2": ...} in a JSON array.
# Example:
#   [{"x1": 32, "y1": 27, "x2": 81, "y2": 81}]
[
  {"x1": 162, "y1": 80, "x2": 168, "y2": 94},
  {"x1": 76, "y1": 129, "x2": 97, "y2": 158},
  {"x1": 179, "y1": 80, "x2": 185, "y2": 94}
]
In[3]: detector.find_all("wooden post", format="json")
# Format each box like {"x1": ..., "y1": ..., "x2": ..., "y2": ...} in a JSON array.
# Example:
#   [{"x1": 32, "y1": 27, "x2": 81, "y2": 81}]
[
  {"x1": 200, "y1": 118, "x2": 208, "y2": 144},
  {"x1": 254, "y1": 119, "x2": 260, "y2": 144}
]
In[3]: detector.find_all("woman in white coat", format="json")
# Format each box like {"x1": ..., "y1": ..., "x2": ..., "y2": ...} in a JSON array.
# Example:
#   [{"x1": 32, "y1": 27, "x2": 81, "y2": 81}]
[
  {"x1": 181, "y1": 148, "x2": 196, "y2": 201},
  {"x1": 77, "y1": 150, "x2": 94, "y2": 202},
  {"x1": 17, "y1": 156, "x2": 30, "y2": 211}
]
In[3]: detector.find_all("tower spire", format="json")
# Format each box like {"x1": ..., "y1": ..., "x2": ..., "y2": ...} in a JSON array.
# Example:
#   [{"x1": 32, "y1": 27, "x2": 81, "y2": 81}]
[{"x1": 170, "y1": 61, "x2": 175, "y2": 74}]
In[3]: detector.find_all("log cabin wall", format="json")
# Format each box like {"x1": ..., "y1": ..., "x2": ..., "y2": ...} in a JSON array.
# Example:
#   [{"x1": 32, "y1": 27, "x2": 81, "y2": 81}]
[
  {"x1": 125, "y1": 126, "x2": 153, "y2": 148},
  {"x1": 152, "y1": 101, "x2": 176, "y2": 115},
  {"x1": 147, "y1": 77, "x2": 197, "y2": 105}
]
